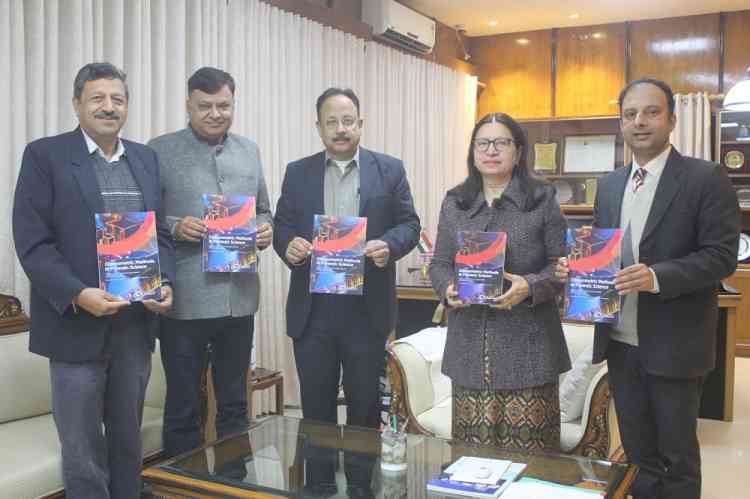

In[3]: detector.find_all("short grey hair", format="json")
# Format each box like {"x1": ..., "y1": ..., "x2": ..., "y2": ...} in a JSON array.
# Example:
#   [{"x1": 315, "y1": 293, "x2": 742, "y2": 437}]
[{"x1": 73, "y1": 62, "x2": 129, "y2": 100}]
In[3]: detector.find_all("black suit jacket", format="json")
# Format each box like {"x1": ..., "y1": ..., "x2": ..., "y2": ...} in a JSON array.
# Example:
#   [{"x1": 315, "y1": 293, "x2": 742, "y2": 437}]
[
  {"x1": 12, "y1": 128, "x2": 176, "y2": 362},
  {"x1": 593, "y1": 148, "x2": 740, "y2": 378},
  {"x1": 273, "y1": 148, "x2": 420, "y2": 338}
]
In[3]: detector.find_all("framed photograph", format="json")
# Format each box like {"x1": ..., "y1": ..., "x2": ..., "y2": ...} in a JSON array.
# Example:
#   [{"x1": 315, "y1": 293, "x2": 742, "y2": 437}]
[
  {"x1": 533, "y1": 142, "x2": 558, "y2": 173},
  {"x1": 563, "y1": 135, "x2": 617, "y2": 174}
]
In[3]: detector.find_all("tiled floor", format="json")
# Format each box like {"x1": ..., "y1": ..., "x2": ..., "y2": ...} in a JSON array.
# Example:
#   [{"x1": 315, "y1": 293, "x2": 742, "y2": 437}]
[
  {"x1": 699, "y1": 356, "x2": 750, "y2": 499},
  {"x1": 283, "y1": 358, "x2": 750, "y2": 497}
]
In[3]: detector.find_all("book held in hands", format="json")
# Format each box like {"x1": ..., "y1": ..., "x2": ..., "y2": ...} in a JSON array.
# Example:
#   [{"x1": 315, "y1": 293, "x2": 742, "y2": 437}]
[
  {"x1": 564, "y1": 227, "x2": 622, "y2": 323},
  {"x1": 310, "y1": 214, "x2": 367, "y2": 295},
  {"x1": 455, "y1": 231, "x2": 507, "y2": 304},
  {"x1": 95, "y1": 211, "x2": 161, "y2": 301},
  {"x1": 202, "y1": 194, "x2": 257, "y2": 272}
]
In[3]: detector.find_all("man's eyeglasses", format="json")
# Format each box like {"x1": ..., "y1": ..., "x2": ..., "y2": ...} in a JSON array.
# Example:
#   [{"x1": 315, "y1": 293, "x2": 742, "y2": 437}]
[
  {"x1": 474, "y1": 137, "x2": 515, "y2": 152},
  {"x1": 323, "y1": 117, "x2": 359, "y2": 131}
]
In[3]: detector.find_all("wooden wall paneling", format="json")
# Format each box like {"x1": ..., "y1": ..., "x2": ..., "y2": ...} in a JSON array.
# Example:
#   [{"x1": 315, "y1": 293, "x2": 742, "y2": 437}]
[
  {"x1": 469, "y1": 30, "x2": 553, "y2": 119},
  {"x1": 432, "y1": 22, "x2": 476, "y2": 75},
  {"x1": 556, "y1": 23, "x2": 626, "y2": 117},
  {"x1": 723, "y1": 10, "x2": 750, "y2": 95},
  {"x1": 629, "y1": 14, "x2": 721, "y2": 94}
]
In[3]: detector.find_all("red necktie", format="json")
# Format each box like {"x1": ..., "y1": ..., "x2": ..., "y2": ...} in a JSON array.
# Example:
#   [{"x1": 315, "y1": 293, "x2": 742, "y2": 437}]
[{"x1": 632, "y1": 168, "x2": 646, "y2": 193}]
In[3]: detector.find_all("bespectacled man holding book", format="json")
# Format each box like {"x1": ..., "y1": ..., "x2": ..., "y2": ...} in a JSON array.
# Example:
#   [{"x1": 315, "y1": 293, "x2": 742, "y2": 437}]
[{"x1": 273, "y1": 87, "x2": 420, "y2": 498}]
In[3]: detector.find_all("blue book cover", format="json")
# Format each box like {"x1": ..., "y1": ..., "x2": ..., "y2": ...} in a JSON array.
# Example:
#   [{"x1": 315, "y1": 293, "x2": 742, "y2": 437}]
[
  {"x1": 427, "y1": 473, "x2": 506, "y2": 498},
  {"x1": 310, "y1": 215, "x2": 367, "y2": 295},
  {"x1": 455, "y1": 231, "x2": 507, "y2": 304},
  {"x1": 564, "y1": 227, "x2": 623, "y2": 323},
  {"x1": 202, "y1": 194, "x2": 257, "y2": 272},
  {"x1": 95, "y1": 211, "x2": 161, "y2": 302}
]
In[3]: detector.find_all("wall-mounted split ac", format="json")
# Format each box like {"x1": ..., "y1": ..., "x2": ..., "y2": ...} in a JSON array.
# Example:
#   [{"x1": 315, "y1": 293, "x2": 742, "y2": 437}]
[{"x1": 362, "y1": 0, "x2": 436, "y2": 54}]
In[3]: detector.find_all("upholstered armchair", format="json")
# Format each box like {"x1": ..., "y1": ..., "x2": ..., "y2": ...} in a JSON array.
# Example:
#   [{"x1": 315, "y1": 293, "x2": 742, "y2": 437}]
[{"x1": 387, "y1": 324, "x2": 621, "y2": 460}]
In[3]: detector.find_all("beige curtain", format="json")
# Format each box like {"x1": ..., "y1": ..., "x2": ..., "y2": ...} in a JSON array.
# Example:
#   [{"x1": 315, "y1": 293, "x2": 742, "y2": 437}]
[
  {"x1": 671, "y1": 92, "x2": 712, "y2": 161},
  {"x1": 1, "y1": 0, "x2": 477, "y2": 414}
]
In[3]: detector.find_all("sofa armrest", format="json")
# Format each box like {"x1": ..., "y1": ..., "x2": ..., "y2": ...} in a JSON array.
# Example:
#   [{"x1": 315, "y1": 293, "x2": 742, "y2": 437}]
[
  {"x1": 386, "y1": 346, "x2": 436, "y2": 437},
  {"x1": 571, "y1": 368, "x2": 616, "y2": 459}
]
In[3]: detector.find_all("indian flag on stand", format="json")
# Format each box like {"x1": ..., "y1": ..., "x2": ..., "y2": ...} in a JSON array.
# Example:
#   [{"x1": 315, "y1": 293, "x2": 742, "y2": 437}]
[{"x1": 417, "y1": 229, "x2": 433, "y2": 254}]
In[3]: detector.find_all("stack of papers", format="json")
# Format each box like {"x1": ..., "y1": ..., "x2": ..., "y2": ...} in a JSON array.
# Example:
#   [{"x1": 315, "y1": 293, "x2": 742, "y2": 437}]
[{"x1": 426, "y1": 457, "x2": 526, "y2": 498}]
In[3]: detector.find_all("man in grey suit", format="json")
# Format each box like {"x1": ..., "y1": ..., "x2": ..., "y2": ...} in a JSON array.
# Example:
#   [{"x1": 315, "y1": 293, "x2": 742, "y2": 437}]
[
  {"x1": 558, "y1": 78, "x2": 740, "y2": 498},
  {"x1": 149, "y1": 67, "x2": 273, "y2": 457}
]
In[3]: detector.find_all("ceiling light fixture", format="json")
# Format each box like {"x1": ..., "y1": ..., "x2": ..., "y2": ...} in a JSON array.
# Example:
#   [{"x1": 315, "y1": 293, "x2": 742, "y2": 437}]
[
  {"x1": 724, "y1": 67, "x2": 750, "y2": 111},
  {"x1": 569, "y1": 13, "x2": 579, "y2": 19}
]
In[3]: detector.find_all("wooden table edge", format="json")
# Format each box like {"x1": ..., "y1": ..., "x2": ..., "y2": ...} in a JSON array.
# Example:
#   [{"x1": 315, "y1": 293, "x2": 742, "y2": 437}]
[
  {"x1": 143, "y1": 466, "x2": 283, "y2": 499},
  {"x1": 611, "y1": 464, "x2": 639, "y2": 499}
]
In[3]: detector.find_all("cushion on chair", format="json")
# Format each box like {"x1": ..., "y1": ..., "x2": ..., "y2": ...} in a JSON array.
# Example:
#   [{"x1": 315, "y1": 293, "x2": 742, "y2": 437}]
[
  {"x1": 559, "y1": 344, "x2": 604, "y2": 423},
  {"x1": 392, "y1": 327, "x2": 451, "y2": 418},
  {"x1": 0, "y1": 332, "x2": 53, "y2": 424},
  {"x1": 0, "y1": 414, "x2": 64, "y2": 499},
  {"x1": 416, "y1": 397, "x2": 452, "y2": 439},
  {"x1": 141, "y1": 406, "x2": 165, "y2": 458},
  {"x1": 560, "y1": 420, "x2": 585, "y2": 452}
]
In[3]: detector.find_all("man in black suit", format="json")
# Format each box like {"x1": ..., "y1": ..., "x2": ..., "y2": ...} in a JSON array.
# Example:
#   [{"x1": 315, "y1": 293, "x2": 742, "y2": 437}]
[
  {"x1": 13, "y1": 63, "x2": 175, "y2": 499},
  {"x1": 273, "y1": 88, "x2": 420, "y2": 497},
  {"x1": 558, "y1": 78, "x2": 739, "y2": 498}
]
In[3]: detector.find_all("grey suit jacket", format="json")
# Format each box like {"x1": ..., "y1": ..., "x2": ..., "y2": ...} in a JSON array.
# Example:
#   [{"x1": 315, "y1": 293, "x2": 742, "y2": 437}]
[
  {"x1": 593, "y1": 148, "x2": 740, "y2": 377},
  {"x1": 149, "y1": 127, "x2": 273, "y2": 320}
]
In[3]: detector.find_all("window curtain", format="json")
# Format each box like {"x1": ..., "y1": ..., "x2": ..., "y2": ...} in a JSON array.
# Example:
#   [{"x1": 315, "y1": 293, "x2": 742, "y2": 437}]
[
  {"x1": 1, "y1": 0, "x2": 477, "y2": 414},
  {"x1": 671, "y1": 92, "x2": 712, "y2": 161}
]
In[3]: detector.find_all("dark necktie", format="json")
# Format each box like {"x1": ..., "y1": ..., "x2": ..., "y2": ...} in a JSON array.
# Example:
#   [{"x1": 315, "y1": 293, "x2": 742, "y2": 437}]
[{"x1": 632, "y1": 167, "x2": 647, "y2": 193}]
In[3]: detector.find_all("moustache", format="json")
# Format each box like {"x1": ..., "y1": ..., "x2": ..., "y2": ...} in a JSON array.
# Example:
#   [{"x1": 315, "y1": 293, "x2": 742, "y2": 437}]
[{"x1": 94, "y1": 111, "x2": 120, "y2": 120}]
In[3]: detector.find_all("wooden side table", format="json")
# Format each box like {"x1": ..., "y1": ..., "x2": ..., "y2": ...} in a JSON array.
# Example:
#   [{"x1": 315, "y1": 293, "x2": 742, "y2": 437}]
[{"x1": 249, "y1": 367, "x2": 284, "y2": 416}]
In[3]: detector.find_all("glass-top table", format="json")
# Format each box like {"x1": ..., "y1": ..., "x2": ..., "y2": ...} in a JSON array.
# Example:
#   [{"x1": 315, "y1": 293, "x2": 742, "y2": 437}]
[{"x1": 143, "y1": 415, "x2": 636, "y2": 498}]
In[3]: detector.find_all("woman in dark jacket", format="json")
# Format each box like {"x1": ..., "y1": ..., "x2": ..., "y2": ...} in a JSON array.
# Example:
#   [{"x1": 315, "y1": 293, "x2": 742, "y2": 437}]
[{"x1": 429, "y1": 112, "x2": 570, "y2": 451}]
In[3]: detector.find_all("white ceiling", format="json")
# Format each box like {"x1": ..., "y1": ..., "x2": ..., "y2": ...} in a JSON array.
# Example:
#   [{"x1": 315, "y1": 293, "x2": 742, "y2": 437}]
[{"x1": 399, "y1": 0, "x2": 750, "y2": 36}]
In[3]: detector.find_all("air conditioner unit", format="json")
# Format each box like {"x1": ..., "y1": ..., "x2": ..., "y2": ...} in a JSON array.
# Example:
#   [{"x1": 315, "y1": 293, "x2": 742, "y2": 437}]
[{"x1": 362, "y1": 0, "x2": 436, "y2": 54}]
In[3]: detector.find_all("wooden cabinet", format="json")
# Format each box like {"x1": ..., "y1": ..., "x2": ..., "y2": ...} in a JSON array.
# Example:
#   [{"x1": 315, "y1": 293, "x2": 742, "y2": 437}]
[
  {"x1": 724, "y1": 267, "x2": 750, "y2": 357},
  {"x1": 556, "y1": 24, "x2": 626, "y2": 118},
  {"x1": 629, "y1": 14, "x2": 721, "y2": 95},
  {"x1": 469, "y1": 30, "x2": 553, "y2": 119}
]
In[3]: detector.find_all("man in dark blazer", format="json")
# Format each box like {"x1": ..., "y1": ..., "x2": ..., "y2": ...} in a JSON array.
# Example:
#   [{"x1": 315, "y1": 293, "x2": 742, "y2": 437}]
[
  {"x1": 559, "y1": 78, "x2": 739, "y2": 499},
  {"x1": 273, "y1": 88, "x2": 420, "y2": 497},
  {"x1": 12, "y1": 63, "x2": 175, "y2": 499}
]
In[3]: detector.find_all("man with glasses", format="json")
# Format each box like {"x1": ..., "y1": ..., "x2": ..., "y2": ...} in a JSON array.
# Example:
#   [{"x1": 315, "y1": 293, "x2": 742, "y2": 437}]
[
  {"x1": 149, "y1": 67, "x2": 273, "y2": 458},
  {"x1": 274, "y1": 87, "x2": 420, "y2": 497}
]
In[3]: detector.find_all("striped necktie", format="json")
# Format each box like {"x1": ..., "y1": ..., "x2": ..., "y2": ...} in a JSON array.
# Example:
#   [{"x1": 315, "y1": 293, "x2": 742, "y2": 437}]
[{"x1": 632, "y1": 167, "x2": 647, "y2": 193}]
